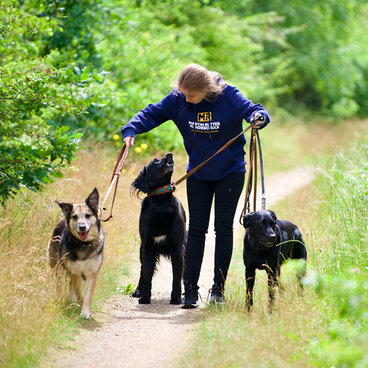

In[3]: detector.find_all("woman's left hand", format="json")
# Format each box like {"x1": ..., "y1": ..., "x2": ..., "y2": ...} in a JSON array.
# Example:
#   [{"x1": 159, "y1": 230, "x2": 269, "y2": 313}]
[{"x1": 250, "y1": 112, "x2": 265, "y2": 128}]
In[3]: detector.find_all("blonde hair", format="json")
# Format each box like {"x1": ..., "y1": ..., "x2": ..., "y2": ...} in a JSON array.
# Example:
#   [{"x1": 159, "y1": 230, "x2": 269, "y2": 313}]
[{"x1": 174, "y1": 64, "x2": 227, "y2": 101}]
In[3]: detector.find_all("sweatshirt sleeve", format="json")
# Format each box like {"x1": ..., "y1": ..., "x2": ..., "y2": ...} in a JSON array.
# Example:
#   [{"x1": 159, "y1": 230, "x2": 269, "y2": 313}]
[
  {"x1": 228, "y1": 86, "x2": 270, "y2": 129},
  {"x1": 121, "y1": 92, "x2": 175, "y2": 139}
]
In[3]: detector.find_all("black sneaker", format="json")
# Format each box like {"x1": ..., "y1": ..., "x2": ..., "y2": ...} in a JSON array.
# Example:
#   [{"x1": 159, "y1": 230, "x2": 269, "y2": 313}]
[
  {"x1": 181, "y1": 285, "x2": 200, "y2": 309},
  {"x1": 209, "y1": 284, "x2": 225, "y2": 305}
]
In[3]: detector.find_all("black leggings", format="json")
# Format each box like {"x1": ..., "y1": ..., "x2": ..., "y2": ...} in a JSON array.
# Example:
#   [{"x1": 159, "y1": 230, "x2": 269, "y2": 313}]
[{"x1": 185, "y1": 171, "x2": 245, "y2": 289}]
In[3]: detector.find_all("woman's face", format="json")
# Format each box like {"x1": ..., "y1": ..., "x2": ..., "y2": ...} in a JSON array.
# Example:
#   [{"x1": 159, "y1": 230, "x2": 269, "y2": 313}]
[{"x1": 180, "y1": 88, "x2": 207, "y2": 104}]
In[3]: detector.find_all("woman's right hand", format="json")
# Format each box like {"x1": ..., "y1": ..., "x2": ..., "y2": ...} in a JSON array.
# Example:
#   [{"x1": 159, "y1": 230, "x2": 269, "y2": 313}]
[{"x1": 123, "y1": 136, "x2": 135, "y2": 148}]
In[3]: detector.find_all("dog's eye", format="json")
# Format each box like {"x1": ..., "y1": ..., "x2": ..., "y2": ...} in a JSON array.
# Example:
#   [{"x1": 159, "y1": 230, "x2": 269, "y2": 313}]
[
  {"x1": 72, "y1": 214, "x2": 78, "y2": 220},
  {"x1": 85, "y1": 213, "x2": 91, "y2": 218}
]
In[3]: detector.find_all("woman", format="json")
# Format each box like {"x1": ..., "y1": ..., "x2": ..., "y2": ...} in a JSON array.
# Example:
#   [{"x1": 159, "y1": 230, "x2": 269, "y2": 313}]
[{"x1": 122, "y1": 63, "x2": 270, "y2": 308}]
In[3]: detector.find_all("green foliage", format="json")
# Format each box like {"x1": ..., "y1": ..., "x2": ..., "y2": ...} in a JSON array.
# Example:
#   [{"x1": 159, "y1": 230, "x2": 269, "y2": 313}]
[
  {"x1": 81, "y1": 0, "x2": 206, "y2": 147},
  {"x1": 86, "y1": 0, "x2": 294, "y2": 148},
  {"x1": 35, "y1": 0, "x2": 102, "y2": 68},
  {"x1": 317, "y1": 140, "x2": 368, "y2": 272},
  {"x1": 246, "y1": 0, "x2": 368, "y2": 116},
  {"x1": 2, "y1": 0, "x2": 368, "y2": 203},
  {"x1": 307, "y1": 272, "x2": 368, "y2": 367},
  {"x1": 0, "y1": 0, "x2": 105, "y2": 203},
  {"x1": 117, "y1": 282, "x2": 136, "y2": 295}
]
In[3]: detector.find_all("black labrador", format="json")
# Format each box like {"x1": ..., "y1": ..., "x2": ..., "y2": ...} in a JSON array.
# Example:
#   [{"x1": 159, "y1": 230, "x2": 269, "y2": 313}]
[
  {"x1": 242, "y1": 210, "x2": 307, "y2": 310},
  {"x1": 131, "y1": 153, "x2": 186, "y2": 304}
]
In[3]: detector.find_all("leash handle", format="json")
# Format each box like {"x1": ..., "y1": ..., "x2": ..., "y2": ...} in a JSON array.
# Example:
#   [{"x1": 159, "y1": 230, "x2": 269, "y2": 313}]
[
  {"x1": 256, "y1": 129, "x2": 266, "y2": 210},
  {"x1": 99, "y1": 144, "x2": 129, "y2": 222},
  {"x1": 240, "y1": 129, "x2": 256, "y2": 225},
  {"x1": 240, "y1": 128, "x2": 266, "y2": 224}
]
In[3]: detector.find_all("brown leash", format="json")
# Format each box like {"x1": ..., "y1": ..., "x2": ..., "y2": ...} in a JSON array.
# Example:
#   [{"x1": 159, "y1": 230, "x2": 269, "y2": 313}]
[
  {"x1": 173, "y1": 124, "x2": 253, "y2": 187},
  {"x1": 99, "y1": 144, "x2": 129, "y2": 222},
  {"x1": 101, "y1": 123, "x2": 259, "y2": 220},
  {"x1": 240, "y1": 128, "x2": 266, "y2": 225}
]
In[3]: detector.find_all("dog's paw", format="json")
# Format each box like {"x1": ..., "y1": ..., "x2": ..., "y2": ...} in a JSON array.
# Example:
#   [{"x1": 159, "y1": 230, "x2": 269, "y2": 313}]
[
  {"x1": 80, "y1": 310, "x2": 91, "y2": 319},
  {"x1": 138, "y1": 296, "x2": 151, "y2": 304},
  {"x1": 132, "y1": 289, "x2": 141, "y2": 298},
  {"x1": 170, "y1": 297, "x2": 182, "y2": 305}
]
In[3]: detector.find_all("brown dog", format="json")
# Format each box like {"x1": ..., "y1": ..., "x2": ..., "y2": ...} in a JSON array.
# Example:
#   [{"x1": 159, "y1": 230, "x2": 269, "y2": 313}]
[{"x1": 47, "y1": 188, "x2": 104, "y2": 319}]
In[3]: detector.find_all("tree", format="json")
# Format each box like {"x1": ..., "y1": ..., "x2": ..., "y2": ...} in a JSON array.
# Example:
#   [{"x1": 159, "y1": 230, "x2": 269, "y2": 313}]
[{"x1": 0, "y1": 0, "x2": 103, "y2": 204}]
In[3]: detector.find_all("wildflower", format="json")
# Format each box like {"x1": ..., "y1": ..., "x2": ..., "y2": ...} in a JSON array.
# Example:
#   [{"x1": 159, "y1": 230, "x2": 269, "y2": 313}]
[
  {"x1": 140, "y1": 143, "x2": 148, "y2": 150},
  {"x1": 352, "y1": 268, "x2": 360, "y2": 274},
  {"x1": 113, "y1": 134, "x2": 120, "y2": 141},
  {"x1": 134, "y1": 147, "x2": 142, "y2": 153}
]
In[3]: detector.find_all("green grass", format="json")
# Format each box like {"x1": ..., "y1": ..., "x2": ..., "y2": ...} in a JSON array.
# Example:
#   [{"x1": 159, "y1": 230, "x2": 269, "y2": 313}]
[{"x1": 304, "y1": 135, "x2": 368, "y2": 367}]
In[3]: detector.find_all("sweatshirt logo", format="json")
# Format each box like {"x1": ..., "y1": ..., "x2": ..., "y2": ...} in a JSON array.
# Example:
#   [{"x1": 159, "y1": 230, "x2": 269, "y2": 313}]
[
  {"x1": 197, "y1": 112, "x2": 211, "y2": 122},
  {"x1": 188, "y1": 121, "x2": 221, "y2": 133}
]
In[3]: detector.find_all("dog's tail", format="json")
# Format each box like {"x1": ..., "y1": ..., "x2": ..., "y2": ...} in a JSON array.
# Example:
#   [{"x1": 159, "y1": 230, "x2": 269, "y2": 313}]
[{"x1": 47, "y1": 220, "x2": 65, "y2": 268}]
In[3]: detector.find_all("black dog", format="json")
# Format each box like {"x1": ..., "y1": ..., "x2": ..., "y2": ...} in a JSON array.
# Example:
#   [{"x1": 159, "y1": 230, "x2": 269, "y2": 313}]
[
  {"x1": 131, "y1": 153, "x2": 186, "y2": 304},
  {"x1": 242, "y1": 210, "x2": 307, "y2": 309}
]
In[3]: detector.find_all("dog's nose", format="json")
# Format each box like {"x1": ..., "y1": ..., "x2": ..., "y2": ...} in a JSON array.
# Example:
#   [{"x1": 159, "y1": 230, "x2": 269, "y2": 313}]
[
  {"x1": 79, "y1": 223, "x2": 86, "y2": 231},
  {"x1": 165, "y1": 153, "x2": 174, "y2": 163},
  {"x1": 267, "y1": 231, "x2": 276, "y2": 242}
]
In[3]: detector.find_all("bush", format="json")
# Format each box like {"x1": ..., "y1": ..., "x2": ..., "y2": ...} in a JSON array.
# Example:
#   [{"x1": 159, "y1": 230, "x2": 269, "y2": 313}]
[
  {"x1": 246, "y1": 0, "x2": 368, "y2": 117},
  {"x1": 0, "y1": 1, "x2": 106, "y2": 203}
]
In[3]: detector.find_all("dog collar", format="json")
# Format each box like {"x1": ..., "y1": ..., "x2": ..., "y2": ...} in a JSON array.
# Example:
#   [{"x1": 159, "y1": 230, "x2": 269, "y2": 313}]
[{"x1": 147, "y1": 184, "x2": 176, "y2": 197}]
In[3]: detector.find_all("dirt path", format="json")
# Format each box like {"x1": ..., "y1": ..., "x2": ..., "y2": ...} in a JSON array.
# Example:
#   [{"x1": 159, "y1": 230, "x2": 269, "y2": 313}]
[{"x1": 44, "y1": 166, "x2": 314, "y2": 368}]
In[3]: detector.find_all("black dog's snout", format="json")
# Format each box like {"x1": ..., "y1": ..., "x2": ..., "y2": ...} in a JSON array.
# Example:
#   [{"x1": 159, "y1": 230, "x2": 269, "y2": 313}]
[
  {"x1": 164, "y1": 153, "x2": 174, "y2": 164},
  {"x1": 266, "y1": 227, "x2": 277, "y2": 240},
  {"x1": 79, "y1": 223, "x2": 87, "y2": 231},
  {"x1": 268, "y1": 233, "x2": 277, "y2": 242}
]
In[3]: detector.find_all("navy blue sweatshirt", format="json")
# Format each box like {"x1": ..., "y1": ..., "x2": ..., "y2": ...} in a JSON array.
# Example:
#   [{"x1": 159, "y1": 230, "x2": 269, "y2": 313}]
[{"x1": 121, "y1": 84, "x2": 270, "y2": 181}]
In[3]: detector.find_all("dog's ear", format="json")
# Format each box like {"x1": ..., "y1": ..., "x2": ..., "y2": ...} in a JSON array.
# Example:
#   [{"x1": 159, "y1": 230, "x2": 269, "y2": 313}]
[
  {"x1": 56, "y1": 201, "x2": 73, "y2": 218},
  {"x1": 131, "y1": 166, "x2": 149, "y2": 194},
  {"x1": 268, "y1": 210, "x2": 277, "y2": 221},
  {"x1": 86, "y1": 188, "x2": 99, "y2": 214},
  {"x1": 242, "y1": 212, "x2": 254, "y2": 229}
]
